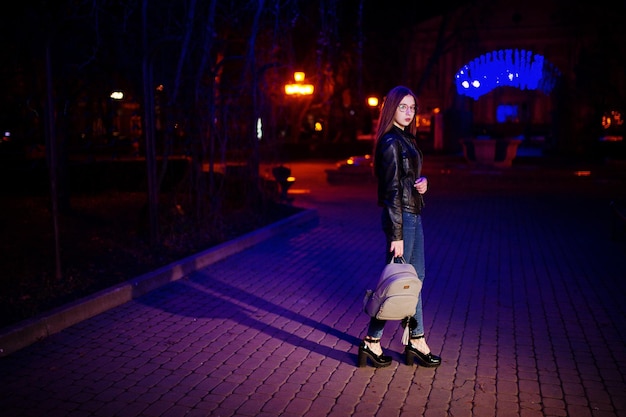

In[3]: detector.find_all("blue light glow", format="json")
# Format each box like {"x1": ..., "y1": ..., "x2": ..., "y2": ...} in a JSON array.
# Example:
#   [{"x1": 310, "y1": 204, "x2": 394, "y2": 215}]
[{"x1": 455, "y1": 49, "x2": 561, "y2": 100}]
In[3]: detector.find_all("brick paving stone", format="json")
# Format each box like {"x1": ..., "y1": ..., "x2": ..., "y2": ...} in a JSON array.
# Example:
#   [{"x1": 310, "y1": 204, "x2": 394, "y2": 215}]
[
  {"x1": 1, "y1": 158, "x2": 626, "y2": 416},
  {"x1": 496, "y1": 404, "x2": 523, "y2": 417},
  {"x1": 448, "y1": 406, "x2": 474, "y2": 417},
  {"x1": 307, "y1": 399, "x2": 336, "y2": 416},
  {"x1": 565, "y1": 405, "x2": 594, "y2": 417},
  {"x1": 284, "y1": 397, "x2": 314, "y2": 415}
]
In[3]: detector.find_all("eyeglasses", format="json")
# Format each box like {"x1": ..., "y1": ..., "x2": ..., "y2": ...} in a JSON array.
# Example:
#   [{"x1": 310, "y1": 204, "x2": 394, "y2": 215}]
[{"x1": 397, "y1": 104, "x2": 417, "y2": 113}]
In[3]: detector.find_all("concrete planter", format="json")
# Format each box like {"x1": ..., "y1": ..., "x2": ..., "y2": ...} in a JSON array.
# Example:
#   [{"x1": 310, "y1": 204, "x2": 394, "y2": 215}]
[{"x1": 460, "y1": 138, "x2": 523, "y2": 168}]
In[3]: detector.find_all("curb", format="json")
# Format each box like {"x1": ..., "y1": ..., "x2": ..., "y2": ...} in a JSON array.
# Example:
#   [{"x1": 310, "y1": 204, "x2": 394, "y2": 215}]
[{"x1": 0, "y1": 208, "x2": 319, "y2": 357}]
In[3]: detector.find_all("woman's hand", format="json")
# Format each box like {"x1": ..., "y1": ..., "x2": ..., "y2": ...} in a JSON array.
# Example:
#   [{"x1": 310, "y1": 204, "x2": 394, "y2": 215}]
[
  {"x1": 390, "y1": 240, "x2": 404, "y2": 258},
  {"x1": 415, "y1": 176, "x2": 428, "y2": 194}
]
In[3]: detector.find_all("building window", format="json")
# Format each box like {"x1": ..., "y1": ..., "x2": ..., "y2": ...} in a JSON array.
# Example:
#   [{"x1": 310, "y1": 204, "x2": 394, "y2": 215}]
[{"x1": 496, "y1": 104, "x2": 519, "y2": 123}]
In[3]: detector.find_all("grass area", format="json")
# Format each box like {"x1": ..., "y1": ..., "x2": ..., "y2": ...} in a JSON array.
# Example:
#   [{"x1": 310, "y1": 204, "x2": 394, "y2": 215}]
[{"x1": 0, "y1": 189, "x2": 301, "y2": 329}]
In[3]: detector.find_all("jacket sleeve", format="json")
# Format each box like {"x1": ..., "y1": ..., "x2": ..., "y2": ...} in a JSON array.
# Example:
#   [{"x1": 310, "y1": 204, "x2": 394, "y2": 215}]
[{"x1": 378, "y1": 137, "x2": 403, "y2": 241}]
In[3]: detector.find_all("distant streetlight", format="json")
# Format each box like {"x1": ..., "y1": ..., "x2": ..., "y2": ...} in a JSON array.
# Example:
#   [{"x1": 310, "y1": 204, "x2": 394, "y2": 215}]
[
  {"x1": 110, "y1": 91, "x2": 124, "y2": 100},
  {"x1": 284, "y1": 72, "x2": 314, "y2": 96},
  {"x1": 366, "y1": 96, "x2": 380, "y2": 138}
]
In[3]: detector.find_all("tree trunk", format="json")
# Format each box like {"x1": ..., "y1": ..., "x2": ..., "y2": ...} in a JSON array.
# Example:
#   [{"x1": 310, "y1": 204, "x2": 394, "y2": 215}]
[
  {"x1": 45, "y1": 42, "x2": 63, "y2": 281},
  {"x1": 142, "y1": 0, "x2": 160, "y2": 245}
]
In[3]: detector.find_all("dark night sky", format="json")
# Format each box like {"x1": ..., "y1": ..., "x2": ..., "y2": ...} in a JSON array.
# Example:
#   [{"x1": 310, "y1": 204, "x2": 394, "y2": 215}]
[
  {"x1": 358, "y1": 0, "x2": 471, "y2": 92},
  {"x1": 364, "y1": 0, "x2": 469, "y2": 29}
]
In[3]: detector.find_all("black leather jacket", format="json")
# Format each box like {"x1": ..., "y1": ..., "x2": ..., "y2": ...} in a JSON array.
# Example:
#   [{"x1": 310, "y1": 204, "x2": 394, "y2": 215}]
[{"x1": 375, "y1": 126, "x2": 425, "y2": 242}]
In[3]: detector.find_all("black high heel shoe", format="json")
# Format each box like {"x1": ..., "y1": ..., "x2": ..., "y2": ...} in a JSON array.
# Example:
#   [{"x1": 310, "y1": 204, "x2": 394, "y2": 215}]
[
  {"x1": 405, "y1": 335, "x2": 441, "y2": 367},
  {"x1": 358, "y1": 337, "x2": 392, "y2": 368}
]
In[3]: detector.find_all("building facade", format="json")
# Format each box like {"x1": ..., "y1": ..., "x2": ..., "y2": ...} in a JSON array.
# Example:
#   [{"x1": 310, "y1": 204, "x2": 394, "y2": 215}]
[{"x1": 405, "y1": 0, "x2": 626, "y2": 157}]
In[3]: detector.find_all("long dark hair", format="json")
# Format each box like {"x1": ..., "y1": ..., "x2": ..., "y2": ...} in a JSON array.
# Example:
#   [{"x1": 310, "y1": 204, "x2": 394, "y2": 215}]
[
  {"x1": 374, "y1": 85, "x2": 418, "y2": 142},
  {"x1": 372, "y1": 86, "x2": 418, "y2": 172}
]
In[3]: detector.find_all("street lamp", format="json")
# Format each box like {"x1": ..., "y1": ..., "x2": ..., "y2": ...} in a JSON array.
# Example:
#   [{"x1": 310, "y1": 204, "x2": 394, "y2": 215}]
[
  {"x1": 366, "y1": 96, "x2": 380, "y2": 138},
  {"x1": 284, "y1": 72, "x2": 314, "y2": 96},
  {"x1": 109, "y1": 90, "x2": 124, "y2": 144}
]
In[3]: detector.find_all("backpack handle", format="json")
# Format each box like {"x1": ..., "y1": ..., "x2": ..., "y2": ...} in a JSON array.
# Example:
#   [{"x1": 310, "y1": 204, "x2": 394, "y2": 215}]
[{"x1": 390, "y1": 256, "x2": 407, "y2": 264}]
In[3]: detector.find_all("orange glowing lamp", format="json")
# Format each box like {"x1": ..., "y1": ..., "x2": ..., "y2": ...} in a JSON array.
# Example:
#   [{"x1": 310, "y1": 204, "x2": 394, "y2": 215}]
[{"x1": 285, "y1": 72, "x2": 314, "y2": 96}]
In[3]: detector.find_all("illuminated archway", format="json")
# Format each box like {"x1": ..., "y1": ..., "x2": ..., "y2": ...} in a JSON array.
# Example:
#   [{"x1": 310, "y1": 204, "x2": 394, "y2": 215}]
[{"x1": 455, "y1": 49, "x2": 561, "y2": 100}]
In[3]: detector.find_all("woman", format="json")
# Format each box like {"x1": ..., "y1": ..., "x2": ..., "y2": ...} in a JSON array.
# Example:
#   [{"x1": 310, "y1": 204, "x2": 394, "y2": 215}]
[{"x1": 358, "y1": 86, "x2": 442, "y2": 368}]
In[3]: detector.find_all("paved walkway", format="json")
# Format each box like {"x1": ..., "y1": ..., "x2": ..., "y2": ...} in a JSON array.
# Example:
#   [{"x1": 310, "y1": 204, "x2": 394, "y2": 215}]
[{"x1": 1, "y1": 155, "x2": 625, "y2": 417}]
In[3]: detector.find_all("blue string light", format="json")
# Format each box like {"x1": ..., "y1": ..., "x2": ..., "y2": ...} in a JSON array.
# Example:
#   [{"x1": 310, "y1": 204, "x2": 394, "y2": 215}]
[{"x1": 455, "y1": 49, "x2": 561, "y2": 100}]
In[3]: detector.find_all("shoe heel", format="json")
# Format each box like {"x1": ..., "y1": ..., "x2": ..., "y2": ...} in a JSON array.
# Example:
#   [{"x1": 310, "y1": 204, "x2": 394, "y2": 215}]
[
  {"x1": 358, "y1": 349, "x2": 368, "y2": 367},
  {"x1": 405, "y1": 349, "x2": 416, "y2": 366},
  {"x1": 357, "y1": 338, "x2": 392, "y2": 368},
  {"x1": 405, "y1": 337, "x2": 442, "y2": 368}
]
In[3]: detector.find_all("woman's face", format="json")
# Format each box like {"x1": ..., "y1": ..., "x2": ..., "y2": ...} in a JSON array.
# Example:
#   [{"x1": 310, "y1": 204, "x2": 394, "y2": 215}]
[{"x1": 393, "y1": 95, "x2": 417, "y2": 129}]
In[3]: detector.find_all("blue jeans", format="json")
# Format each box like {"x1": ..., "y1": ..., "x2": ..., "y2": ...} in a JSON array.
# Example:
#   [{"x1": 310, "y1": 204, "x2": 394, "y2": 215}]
[{"x1": 367, "y1": 211, "x2": 425, "y2": 339}]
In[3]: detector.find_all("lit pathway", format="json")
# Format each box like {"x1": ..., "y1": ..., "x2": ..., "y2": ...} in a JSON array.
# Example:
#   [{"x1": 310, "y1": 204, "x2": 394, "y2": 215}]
[{"x1": 1, "y1": 156, "x2": 625, "y2": 417}]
